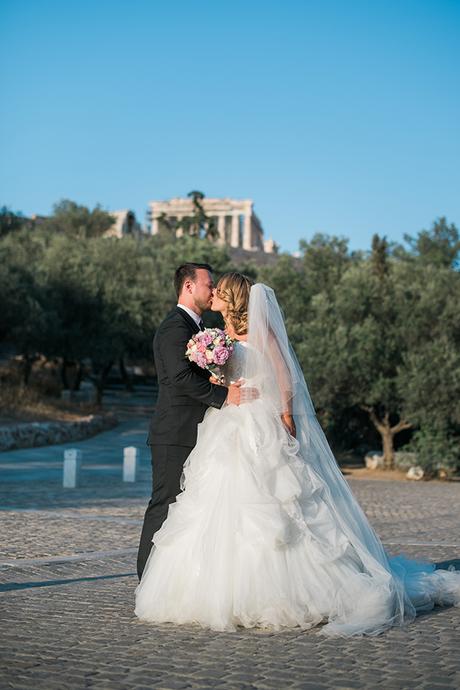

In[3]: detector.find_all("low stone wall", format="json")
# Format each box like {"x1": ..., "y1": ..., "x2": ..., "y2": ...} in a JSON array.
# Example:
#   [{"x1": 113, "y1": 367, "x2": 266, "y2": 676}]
[{"x1": 0, "y1": 414, "x2": 118, "y2": 452}]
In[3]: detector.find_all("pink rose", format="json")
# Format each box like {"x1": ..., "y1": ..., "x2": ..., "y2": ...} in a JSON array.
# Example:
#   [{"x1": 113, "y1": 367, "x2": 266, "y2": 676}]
[{"x1": 213, "y1": 346, "x2": 230, "y2": 365}]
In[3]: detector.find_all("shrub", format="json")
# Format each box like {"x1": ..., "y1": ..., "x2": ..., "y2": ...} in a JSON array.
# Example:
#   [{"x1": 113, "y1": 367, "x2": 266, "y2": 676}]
[{"x1": 407, "y1": 427, "x2": 459, "y2": 477}]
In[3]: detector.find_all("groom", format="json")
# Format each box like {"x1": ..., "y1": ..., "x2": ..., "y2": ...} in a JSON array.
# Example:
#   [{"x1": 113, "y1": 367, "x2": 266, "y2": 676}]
[{"x1": 137, "y1": 262, "x2": 243, "y2": 579}]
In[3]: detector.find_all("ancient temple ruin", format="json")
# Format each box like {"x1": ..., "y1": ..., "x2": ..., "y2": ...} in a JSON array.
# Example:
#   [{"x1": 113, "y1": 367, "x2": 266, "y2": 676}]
[
  {"x1": 104, "y1": 210, "x2": 142, "y2": 238},
  {"x1": 148, "y1": 197, "x2": 276, "y2": 253}
]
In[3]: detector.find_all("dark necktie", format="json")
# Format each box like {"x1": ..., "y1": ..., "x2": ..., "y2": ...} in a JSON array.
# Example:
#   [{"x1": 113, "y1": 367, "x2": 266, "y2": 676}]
[{"x1": 198, "y1": 320, "x2": 204, "y2": 331}]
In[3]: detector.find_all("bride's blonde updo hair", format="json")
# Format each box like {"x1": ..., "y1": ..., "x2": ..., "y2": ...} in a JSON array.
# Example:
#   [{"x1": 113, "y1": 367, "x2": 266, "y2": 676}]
[{"x1": 216, "y1": 272, "x2": 255, "y2": 336}]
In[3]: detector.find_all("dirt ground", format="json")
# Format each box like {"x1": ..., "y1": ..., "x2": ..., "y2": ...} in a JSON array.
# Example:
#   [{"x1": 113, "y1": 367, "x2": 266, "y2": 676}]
[
  {"x1": 342, "y1": 465, "x2": 411, "y2": 481},
  {"x1": 0, "y1": 397, "x2": 99, "y2": 426}
]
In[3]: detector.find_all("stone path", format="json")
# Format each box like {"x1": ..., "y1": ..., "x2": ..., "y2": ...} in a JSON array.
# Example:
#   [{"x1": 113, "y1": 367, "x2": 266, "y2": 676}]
[{"x1": 1, "y1": 393, "x2": 459, "y2": 689}]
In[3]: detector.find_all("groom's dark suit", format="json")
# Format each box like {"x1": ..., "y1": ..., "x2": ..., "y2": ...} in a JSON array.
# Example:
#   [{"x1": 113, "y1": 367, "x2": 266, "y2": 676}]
[{"x1": 137, "y1": 306, "x2": 228, "y2": 579}]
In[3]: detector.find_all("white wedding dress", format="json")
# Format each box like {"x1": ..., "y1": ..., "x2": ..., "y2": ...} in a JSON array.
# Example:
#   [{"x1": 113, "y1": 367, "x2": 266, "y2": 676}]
[{"x1": 135, "y1": 284, "x2": 460, "y2": 636}]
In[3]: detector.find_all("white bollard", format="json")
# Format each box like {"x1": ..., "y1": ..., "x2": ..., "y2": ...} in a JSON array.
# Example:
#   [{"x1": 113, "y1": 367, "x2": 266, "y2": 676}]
[
  {"x1": 63, "y1": 448, "x2": 82, "y2": 488},
  {"x1": 123, "y1": 446, "x2": 139, "y2": 482}
]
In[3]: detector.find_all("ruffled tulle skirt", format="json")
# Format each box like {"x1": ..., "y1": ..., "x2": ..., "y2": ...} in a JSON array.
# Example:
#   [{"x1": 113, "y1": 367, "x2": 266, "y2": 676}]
[{"x1": 135, "y1": 400, "x2": 460, "y2": 636}]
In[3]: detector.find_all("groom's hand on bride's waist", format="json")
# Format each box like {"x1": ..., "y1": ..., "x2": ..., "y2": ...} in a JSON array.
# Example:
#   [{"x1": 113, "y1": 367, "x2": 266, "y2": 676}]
[{"x1": 225, "y1": 379, "x2": 259, "y2": 406}]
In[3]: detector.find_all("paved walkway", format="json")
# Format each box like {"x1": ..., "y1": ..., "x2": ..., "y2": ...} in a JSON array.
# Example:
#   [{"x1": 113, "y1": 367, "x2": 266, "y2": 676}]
[{"x1": 1, "y1": 391, "x2": 459, "y2": 689}]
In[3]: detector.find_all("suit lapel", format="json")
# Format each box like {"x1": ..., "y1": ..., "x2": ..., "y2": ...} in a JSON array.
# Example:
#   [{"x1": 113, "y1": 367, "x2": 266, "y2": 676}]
[{"x1": 175, "y1": 306, "x2": 200, "y2": 334}]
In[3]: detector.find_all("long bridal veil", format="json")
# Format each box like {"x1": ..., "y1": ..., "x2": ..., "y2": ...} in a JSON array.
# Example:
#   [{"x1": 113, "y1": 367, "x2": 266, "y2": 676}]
[{"x1": 244, "y1": 283, "x2": 459, "y2": 636}]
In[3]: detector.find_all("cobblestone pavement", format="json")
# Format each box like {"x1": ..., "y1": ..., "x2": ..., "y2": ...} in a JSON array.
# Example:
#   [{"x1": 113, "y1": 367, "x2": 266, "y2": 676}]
[{"x1": 1, "y1": 397, "x2": 459, "y2": 689}]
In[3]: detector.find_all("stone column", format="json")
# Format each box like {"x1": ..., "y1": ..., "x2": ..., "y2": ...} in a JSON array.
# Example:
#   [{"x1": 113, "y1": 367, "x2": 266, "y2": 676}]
[
  {"x1": 217, "y1": 214, "x2": 226, "y2": 245},
  {"x1": 231, "y1": 214, "x2": 240, "y2": 248},
  {"x1": 243, "y1": 212, "x2": 252, "y2": 250},
  {"x1": 176, "y1": 215, "x2": 184, "y2": 238},
  {"x1": 151, "y1": 217, "x2": 159, "y2": 235}
]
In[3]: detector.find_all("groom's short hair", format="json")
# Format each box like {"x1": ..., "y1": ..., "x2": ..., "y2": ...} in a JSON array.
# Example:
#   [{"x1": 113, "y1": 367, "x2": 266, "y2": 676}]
[{"x1": 174, "y1": 263, "x2": 213, "y2": 297}]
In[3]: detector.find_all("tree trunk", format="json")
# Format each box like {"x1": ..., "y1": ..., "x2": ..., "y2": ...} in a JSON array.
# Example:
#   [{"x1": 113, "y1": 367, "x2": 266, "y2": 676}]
[
  {"x1": 93, "y1": 361, "x2": 113, "y2": 408},
  {"x1": 61, "y1": 360, "x2": 82, "y2": 391},
  {"x1": 61, "y1": 360, "x2": 69, "y2": 389},
  {"x1": 22, "y1": 355, "x2": 33, "y2": 386},
  {"x1": 381, "y1": 424, "x2": 395, "y2": 469},
  {"x1": 74, "y1": 361, "x2": 83, "y2": 391},
  {"x1": 361, "y1": 406, "x2": 413, "y2": 470},
  {"x1": 119, "y1": 356, "x2": 134, "y2": 392},
  {"x1": 95, "y1": 381, "x2": 103, "y2": 407}
]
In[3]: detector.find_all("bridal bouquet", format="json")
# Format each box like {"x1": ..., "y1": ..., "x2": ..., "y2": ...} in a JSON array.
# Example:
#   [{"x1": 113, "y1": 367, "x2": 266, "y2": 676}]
[{"x1": 186, "y1": 328, "x2": 234, "y2": 383}]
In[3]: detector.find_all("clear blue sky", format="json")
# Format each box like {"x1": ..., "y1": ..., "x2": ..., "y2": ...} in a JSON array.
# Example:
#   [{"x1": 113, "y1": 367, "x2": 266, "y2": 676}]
[{"x1": 1, "y1": 0, "x2": 459, "y2": 253}]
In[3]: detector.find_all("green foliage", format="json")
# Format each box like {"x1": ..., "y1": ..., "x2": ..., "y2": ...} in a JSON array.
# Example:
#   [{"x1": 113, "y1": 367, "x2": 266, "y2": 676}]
[
  {"x1": 258, "y1": 236, "x2": 356, "y2": 381},
  {"x1": 258, "y1": 254, "x2": 305, "y2": 325},
  {"x1": 1, "y1": 200, "x2": 459, "y2": 466},
  {"x1": 370, "y1": 234, "x2": 389, "y2": 279},
  {"x1": 0, "y1": 203, "x2": 232, "y2": 383},
  {"x1": 396, "y1": 264, "x2": 460, "y2": 431},
  {"x1": 408, "y1": 426, "x2": 459, "y2": 475},
  {"x1": 0, "y1": 206, "x2": 30, "y2": 238},
  {"x1": 0, "y1": 228, "x2": 49, "y2": 352},
  {"x1": 293, "y1": 259, "x2": 404, "y2": 417},
  {"x1": 299, "y1": 233, "x2": 354, "y2": 297},
  {"x1": 404, "y1": 217, "x2": 460, "y2": 269},
  {"x1": 40, "y1": 199, "x2": 115, "y2": 239},
  {"x1": 263, "y1": 229, "x2": 460, "y2": 469}
]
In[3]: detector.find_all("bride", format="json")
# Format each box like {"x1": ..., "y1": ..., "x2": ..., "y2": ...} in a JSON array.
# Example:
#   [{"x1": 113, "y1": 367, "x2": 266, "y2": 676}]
[{"x1": 135, "y1": 272, "x2": 460, "y2": 636}]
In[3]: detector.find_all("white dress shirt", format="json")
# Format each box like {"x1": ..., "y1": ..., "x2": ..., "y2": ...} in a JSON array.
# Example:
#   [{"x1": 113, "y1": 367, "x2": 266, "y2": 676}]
[{"x1": 177, "y1": 303, "x2": 203, "y2": 329}]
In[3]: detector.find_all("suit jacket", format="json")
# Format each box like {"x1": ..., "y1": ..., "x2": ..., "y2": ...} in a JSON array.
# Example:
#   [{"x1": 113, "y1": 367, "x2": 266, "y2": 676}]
[{"x1": 148, "y1": 307, "x2": 228, "y2": 448}]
